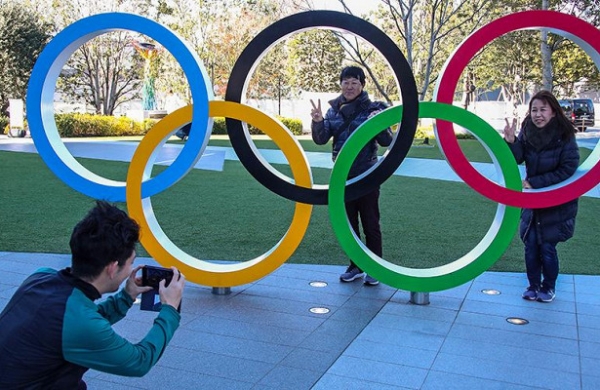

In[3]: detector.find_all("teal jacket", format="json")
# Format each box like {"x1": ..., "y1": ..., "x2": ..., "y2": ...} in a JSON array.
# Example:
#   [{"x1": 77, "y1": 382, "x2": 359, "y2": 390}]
[{"x1": 0, "y1": 268, "x2": 180, "y2": 389}]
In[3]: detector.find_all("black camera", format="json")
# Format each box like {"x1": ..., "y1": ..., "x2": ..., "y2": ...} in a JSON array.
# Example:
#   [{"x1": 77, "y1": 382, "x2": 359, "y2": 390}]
[
  {"x1": 142, "y1": 265, "x2": 174, "y2": 290},
  {"x1": 140, "y1": 265, "x2": 180, "y2": 312}
]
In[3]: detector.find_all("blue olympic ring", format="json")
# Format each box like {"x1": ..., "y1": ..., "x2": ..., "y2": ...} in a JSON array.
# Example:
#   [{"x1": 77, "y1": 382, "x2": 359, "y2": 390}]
[{"x1": 26, "y1": 13, "x2": 213, "y2": 201}]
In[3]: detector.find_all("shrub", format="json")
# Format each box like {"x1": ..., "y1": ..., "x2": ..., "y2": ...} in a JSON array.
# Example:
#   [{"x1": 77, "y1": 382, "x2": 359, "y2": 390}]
[
  {"x1": 212, "y1": 117, "x2": 227, "y2": 135},
  {"x1": 54, "y1": 113, "x2": 144, "y2": 137},
  {"x1": 276, "y1": 116, "x2": 303, "y2": 135},
  {"x1": 412, "y1": 124, "x2": 474, "y2": 141},
  {"x1": 209, "y1": 116, "x2": 303, "y2": 136},
  {"x1": 48, "y1": 113, "x2": 303, "y2": 138},
  {"x1": 1, "y1": 117, "x2": 28, "y2": 135},
  {"x1": 142, "y1": 118, "x2": 159, "y2": 133},
  {"x1": 0, "y1": 116, "x2": 8, "y2": 134},
  {"x1": 414, "y1": 125, "x2": 434, "y2": 140}
]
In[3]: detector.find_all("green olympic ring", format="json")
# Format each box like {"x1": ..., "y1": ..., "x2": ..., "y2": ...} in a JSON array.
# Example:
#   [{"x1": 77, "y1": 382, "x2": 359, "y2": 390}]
[{"x1": 328, "y1": 102, "x2": 522, "y2": 292}]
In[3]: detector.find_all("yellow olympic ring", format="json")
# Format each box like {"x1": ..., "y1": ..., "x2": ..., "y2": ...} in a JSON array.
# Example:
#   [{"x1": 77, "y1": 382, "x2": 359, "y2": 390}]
[{"x1": 126, "y1": 101, "x2": 313, "y2": 287}]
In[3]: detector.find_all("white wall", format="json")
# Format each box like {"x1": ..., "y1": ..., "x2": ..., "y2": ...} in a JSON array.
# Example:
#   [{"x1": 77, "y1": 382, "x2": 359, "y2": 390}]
[{"x1": 244, "y1": 97, "x2": 528, "y2": 134}]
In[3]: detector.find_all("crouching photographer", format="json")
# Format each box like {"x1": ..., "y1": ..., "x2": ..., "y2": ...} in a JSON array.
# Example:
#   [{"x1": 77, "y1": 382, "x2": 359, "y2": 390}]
[{"x1": 0, "y1": 201, "x2": 185, "y2": 389}]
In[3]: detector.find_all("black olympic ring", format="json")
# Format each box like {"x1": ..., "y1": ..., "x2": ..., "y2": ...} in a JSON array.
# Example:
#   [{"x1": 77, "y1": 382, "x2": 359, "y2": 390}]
[{"x1": 225, "y1": 10, "x2": 419, "y2": 205}]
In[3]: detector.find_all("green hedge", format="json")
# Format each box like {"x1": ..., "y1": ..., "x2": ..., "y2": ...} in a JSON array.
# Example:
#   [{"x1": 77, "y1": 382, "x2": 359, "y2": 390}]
[
  {"x1": 7, "y1": 113, "x2": 453, "y2": 140},
  {"x1": 1, "y1": 116, "x2": 28, "y2": 135},
  {"x1": 210, "y1": 116, "x2": 303, "y2": 136},
  {"x1": 47, "y1": 113, "x2": 303, "y2": 137},
  {"x1": 54, "y1": 113, "x2": 145, "y2": 137},
  {"x1": 0, "y1": 116, "x2": 8, "y2": 134},
  {"x1": 413, "y1": 124, "x2": 475, "y2": 140}
]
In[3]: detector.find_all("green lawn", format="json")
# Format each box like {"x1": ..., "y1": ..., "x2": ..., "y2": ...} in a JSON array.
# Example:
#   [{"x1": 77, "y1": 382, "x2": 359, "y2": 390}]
[{"x1": 1, "y1": 138, "x2": 598, "y2": 275}]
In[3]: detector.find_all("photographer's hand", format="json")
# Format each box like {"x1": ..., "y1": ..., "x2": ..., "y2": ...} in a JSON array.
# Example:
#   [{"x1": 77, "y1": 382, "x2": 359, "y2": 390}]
[
  {"x1": 159, "y1": 267, "x2": 185, "y2": 310},
  {"x1": 125, "y1": 265, "x2": 153, "y2": 301}
]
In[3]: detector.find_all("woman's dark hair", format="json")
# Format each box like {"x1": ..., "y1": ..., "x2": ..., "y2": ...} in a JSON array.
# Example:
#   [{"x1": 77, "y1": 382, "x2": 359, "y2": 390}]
[
  {"x1": 526, "y1": 90, "x2": 576, "y2": 138},
  {"x1": 69, "y1": 201, "x2": 140, "y2": 279}
]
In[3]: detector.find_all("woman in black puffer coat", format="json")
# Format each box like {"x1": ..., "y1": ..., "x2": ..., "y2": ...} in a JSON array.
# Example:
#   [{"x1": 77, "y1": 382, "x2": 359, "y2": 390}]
[{"x1": 504, "y1": 90, "x2": 579, "y2": 303}]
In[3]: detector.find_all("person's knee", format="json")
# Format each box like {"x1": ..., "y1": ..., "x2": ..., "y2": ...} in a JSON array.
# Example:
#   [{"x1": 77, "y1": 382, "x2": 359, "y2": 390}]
[{"x1": 540, "y1": 243, "x2": 558, "y2": 261}]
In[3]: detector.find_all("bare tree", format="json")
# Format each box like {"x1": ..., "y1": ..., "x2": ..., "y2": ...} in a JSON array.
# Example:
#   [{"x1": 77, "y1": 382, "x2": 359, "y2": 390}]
[
  {"x1": 381, "y1": 0, "x2": 495, "y2": 101},
  {"x1": 59, "y1": 33, "x2": 144, "y2": 115},
  {"x1": 50, "y1": 0, "x2": 171, "y2": 115},
  {"x1": 328, "y1": 0, "x2": 495, "y2": 102},
  {"x1": 540, "y1": 0, "x2": 553, "y2": 91}
]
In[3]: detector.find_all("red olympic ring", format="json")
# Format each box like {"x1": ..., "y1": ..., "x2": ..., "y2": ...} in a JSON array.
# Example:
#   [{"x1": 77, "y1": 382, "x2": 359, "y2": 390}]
[{"x1": 435, "y1": 10, "x2": 600, "y2": 208}]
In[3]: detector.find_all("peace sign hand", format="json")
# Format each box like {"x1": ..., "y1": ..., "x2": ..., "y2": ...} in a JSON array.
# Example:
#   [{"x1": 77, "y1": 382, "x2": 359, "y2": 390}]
[
  {"x1": 504, "y1": 117, "x2": 517, "y2": 143},
  {"x1": 310, "y1": 99, "x2": 323, "y2": 122}
]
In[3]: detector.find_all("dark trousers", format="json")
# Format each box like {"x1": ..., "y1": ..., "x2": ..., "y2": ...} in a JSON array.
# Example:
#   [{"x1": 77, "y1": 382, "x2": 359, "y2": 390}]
[
  {"x1": 345, "y1": 188, "x2": 382, "y2": 271},
  {"x1": 524, "y1": 227, "x2": 559, "y2": 291}
]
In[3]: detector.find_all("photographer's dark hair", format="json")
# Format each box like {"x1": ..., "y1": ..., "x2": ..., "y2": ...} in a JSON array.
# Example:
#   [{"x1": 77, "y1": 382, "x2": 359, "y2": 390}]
[{"x1": 70, "y1": 201, "x2": 140, "y2": 279}]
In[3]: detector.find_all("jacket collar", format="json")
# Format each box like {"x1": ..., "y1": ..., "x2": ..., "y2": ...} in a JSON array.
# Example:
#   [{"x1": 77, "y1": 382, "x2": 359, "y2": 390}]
[
  {"x1": 329, "y1": 90, "x2": 370, "y2": 112},
  {"x1": 59, "y1": 268, "x2": 102, "y2": 300}
]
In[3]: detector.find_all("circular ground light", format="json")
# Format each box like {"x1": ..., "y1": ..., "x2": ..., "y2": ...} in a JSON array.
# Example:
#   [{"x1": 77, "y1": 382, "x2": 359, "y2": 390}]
[
  {"x1": 506, "y1": 317, "x2": 529, "y2": 325},
  {"x1": 481, "y1": 289, "x2": 501, "y2": 295}
]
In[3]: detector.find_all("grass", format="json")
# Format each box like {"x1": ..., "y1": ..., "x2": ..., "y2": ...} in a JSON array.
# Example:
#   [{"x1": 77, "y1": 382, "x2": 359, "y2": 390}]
[{"x1": 1, "y1": 138, "x2": 598, "y2": 275}]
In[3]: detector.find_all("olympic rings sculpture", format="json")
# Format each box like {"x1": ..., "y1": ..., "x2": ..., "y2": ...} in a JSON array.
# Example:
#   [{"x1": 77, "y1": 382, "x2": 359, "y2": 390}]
[{"x1": 26, "y1": 10, "x2": 600, "y2": 291}]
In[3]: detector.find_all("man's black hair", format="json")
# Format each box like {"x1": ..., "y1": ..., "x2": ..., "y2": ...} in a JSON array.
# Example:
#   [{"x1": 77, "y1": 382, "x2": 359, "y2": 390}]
[
  {"x1": 339, "y1": 66, "x2": 366, "y2": 86},
  {"x1": 70, "y1": 201, "x2": 140, "y2": 279}
]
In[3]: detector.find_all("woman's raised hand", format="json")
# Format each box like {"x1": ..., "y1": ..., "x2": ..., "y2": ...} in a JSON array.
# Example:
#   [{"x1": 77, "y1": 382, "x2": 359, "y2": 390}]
[{"x1": 504, "y1": 117, "x2": 517, "y2": 143}]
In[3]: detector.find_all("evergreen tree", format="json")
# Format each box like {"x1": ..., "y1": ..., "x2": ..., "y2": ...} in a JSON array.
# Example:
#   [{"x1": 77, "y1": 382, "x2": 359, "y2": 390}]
[
  {"x1": 286, "y1": 30, "x2": 345, "y2": 94},
  {"x1": 0, "y1": 2, "x2": 52, "y2": 115}
]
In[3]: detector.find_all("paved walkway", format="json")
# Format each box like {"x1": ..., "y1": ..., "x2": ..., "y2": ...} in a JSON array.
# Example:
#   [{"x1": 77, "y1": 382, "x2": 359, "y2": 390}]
[
  {"x1": 1, "y1": 134, "x2": 599, "y2": 389},
  {"x1": 1, "y1": 252, "x2": 599, "y2": 389}
]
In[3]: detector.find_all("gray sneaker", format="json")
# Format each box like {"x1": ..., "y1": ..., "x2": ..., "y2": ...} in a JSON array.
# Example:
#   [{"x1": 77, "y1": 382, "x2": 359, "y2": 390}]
[
  {"x1": 522, "y1": 287, "x2": 538, "y2": 301},
  {"x1": 340, "y1": 266, "x2": 365, "y2": 282},
  {"x1": 537, "y1": 289, "x2": 555, "y2": 303},
  {"x1": 364, "y1": 274, "x2": 380, "y2": 286}
]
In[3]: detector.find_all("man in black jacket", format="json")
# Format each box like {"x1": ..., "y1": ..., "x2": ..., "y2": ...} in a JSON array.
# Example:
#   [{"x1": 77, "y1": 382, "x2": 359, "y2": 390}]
[{"x1": 310, "y1": 66, "x2": 392, "y2": 286}]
